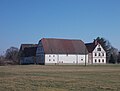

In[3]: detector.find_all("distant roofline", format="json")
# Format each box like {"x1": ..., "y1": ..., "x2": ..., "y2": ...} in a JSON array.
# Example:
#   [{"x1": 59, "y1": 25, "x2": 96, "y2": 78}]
[
  {"x1": 19, "y1": 44, "x2": 38, "y2": 51},
  {"x1": 40, "y1": 38, "x2": 88, "y2": 54},
  {"x1": 85, "y1": 43, "x2": 94, "y2": 45},
  {"x1": 41, "y1": 38, "x2": 83, "y2": 41},
  {"x1": 21, "y1": 44, "x2": 37, "y2": 45}
]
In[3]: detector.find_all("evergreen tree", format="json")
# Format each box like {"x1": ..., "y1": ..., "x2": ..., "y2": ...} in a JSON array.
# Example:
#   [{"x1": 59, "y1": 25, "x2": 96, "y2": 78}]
[
  {"x1": 95, "y1": 37, "x2": 112, "y2": 63},
  {"x1": 95, "y1": 37, "x2": 118, "y2": 63},
  {"x1": 109, "y1": 54, "x2": 115, "y2": 64}
]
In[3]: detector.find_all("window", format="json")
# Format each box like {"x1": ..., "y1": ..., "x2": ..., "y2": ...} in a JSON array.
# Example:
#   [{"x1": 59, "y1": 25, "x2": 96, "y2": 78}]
[
  {"x1": 97, "y1": 48, "x2": 101, "y2": 51},
  {"x1": 49, "y1": 59, "x2": 51, "y2": 61},
  {"x1": 49, "y1": 55, "x2": 51, "y2": 57},
  {"x1": 53, "y1": 59, "x2": 55, "y2": 61},
  {"x1": 102, "y1": 53, "x2": 104, "y2": 56},
  {"x1": 99, "y1": 53, "x2": 101, "y2": 56},
  {"x1": 99, "y1": 59, "x2": 100, "y2": 63},
  {"x1": 102, "y1": 59, "x2": 104, "y2": 63},
  {"x1": 95, "y1": 59, "x2": 97, "y2": 63},
  {"x1": 95, "y1": 53, "x2": 97, "y2": 56},
  {"x1": 53, "y1": 55, "x2": 55, "y2": 57},
  {"x1": 41, "y1": 54, "x2": 44, "y2": 60},
  {"x1": 41, "y1": 48, "x2": 43, "y2": 51},
  {"x1": 81, "y1": 59, "x2": 83, "y2": 61}
]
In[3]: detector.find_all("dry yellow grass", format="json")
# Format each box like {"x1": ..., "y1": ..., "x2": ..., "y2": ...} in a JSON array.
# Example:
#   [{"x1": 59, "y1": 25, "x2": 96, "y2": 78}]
[{"x1": 0, "y1": 65, "x2": 120, "y2": 91}]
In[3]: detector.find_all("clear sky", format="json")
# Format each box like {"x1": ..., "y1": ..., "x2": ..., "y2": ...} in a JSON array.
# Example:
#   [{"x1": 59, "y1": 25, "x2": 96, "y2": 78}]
[{"x1": 0, "y1": 0, "x2": 120, "y2": 54}]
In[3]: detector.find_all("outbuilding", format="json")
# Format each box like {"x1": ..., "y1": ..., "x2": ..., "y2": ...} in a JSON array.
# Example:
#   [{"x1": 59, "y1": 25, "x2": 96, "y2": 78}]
[{"x1": 19, "y1": 44, "x2": 38, "y2": 64}]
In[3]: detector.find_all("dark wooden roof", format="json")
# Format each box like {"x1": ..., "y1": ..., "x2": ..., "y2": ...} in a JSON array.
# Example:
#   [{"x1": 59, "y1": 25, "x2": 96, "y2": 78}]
[
  {"x1": 41, "y1": 38, "x2": 88, "y2": 54},
  {"x1": 19, "y1": 44, "x2": 38, "y2": 57},
  {"x1": 20, "y1": 44, "x2": 38, "y2": 51},
  {"x1": 23, "y1": 47, "x2": 37, "y2": 57},
  {"x1": 85, "y1": 43, "x2": 97, "y2": 53}
]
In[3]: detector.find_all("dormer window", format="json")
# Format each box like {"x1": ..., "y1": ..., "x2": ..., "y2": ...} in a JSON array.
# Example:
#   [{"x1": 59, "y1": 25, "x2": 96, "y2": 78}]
[{"x1": 97, "y1": 48, "x2": 101, "y2": 51}]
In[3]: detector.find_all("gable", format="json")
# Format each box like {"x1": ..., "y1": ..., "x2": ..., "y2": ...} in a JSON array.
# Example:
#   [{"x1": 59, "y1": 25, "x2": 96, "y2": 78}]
[
  {"x1": 93, "y1": 44, "x2": 106, "y2": 53},
  {"x1": 23, "y1": 47, "x2": 37, "y2": 57},
  {"x1": 19, "y1": 44, "x2": 38, "y2": 57}
]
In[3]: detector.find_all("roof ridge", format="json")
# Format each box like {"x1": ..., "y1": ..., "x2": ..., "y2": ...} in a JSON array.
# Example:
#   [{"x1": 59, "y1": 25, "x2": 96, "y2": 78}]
[{"x1": 42, "y1": 38, "x2": 83, "y2": 41}]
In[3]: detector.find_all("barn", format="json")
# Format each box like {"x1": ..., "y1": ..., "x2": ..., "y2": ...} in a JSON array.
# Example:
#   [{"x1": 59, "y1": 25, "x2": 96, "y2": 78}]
[
  {"x1": 19, "y1": 44, "x2": 38, "y2": 64},
  {"x1": 36, "y1": 38, "x2": 89, "y2": 65}
]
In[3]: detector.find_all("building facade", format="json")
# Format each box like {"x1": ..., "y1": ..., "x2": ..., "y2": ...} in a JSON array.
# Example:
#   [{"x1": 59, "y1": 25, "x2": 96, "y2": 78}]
[
  {"x1": 86, "y1": 41, "x2": 106, "y2": 64},
  {"x1": 19, "y1": 38, "x2": 106, "y2": 65},
  {"x1": 19, "y1": 44, "x2": 38, "y2": 64},
  {"x1": 36, "y1": 38, "x2": 88, "y2": 65}
]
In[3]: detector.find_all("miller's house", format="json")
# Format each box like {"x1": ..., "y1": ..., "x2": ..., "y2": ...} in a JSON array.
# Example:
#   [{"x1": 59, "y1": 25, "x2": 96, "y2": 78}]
[{"x1": 85, "y1": 40, "x2": 106, "y2": 64}]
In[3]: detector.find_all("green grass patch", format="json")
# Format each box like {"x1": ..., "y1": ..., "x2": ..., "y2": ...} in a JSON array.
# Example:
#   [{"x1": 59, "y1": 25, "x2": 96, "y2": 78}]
[{"x1": 0, "y1": 65, "x2": 120, "y2": 91}]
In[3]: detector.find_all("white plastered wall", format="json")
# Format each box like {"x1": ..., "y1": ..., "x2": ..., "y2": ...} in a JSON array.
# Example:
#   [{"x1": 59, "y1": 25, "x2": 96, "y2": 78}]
[
  {"x1": 92, "y1": 44, "x2": 106, "y2": 64},
  {"x1": 45, "y1": 54, "x2": 88, "y2": 64}
]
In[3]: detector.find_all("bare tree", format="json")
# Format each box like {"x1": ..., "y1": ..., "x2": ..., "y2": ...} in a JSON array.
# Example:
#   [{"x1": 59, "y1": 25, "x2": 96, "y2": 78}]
[
  {"x1": 110, "y1": 47, "x2": 119, "y2": 64},
  {"x1": 0, "y1": 55, "x2": 5, "y2": 65},
  {"x1": 5, "y1": 47, "x2": 19, "y2": 64},
  {"x1": 96, "y1": 37, "x2": 119, "y2": 63},
  {"x1": 117, "y1": 52, "x2": 120, "y2": 64}
]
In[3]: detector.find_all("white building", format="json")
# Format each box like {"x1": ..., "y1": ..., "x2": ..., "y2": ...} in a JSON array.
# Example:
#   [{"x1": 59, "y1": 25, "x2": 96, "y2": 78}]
[
  {"x1": 85, "y1": 41, "x2": 106, "y2": 64},
  {"x1": 36, "y1": 38, "x2": 89, "y2": 65},
  {"x1": 19, "y1": 38, "x2": 106, "y2": 65}
]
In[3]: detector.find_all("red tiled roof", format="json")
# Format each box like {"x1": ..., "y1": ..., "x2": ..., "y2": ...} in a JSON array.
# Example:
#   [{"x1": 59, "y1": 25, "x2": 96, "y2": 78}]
[{"x1": 41, "y1": 38, "x2": 88, "y2": 54}]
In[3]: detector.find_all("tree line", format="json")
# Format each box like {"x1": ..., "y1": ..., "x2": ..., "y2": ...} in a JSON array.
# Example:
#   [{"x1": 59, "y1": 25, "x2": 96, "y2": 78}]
[
  {"x1": 0, "y1": 37, "x2": 120, "y2": 65},
  {"x1": 95, "y1": 37, "x2": 120, "y2": 64},
  {"x1": 0, "y1": 47, "x2": 19, "y2": 65}
]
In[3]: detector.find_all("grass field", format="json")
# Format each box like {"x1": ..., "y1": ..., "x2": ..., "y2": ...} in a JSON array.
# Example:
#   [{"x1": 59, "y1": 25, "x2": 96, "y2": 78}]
[{"x1": 0, "y1": 65, "x2": 120, "y2": 91}]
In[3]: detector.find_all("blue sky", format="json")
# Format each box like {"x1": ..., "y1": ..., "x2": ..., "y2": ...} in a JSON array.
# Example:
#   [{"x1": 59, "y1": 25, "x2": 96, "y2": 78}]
[{"x1": 0, "y1": 0, "x2": 120, "y2": 54}]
